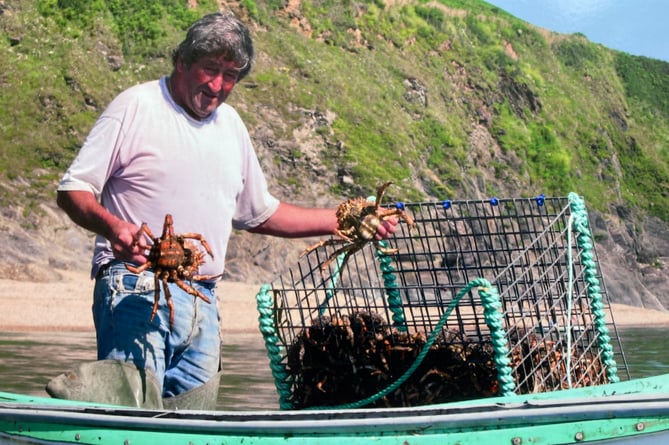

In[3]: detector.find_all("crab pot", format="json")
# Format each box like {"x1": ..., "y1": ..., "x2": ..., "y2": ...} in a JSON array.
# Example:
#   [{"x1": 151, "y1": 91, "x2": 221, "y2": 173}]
[{"x1": 257, "y1": 193, "x2": 629, "y2": 410}]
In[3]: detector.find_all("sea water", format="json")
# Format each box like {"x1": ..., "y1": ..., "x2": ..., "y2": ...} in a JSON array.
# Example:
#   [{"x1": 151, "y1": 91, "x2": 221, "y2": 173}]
[
  {"x1": 0, "y1": 327, "x2": 667, "y2": 410},
  {"x1": 0, "y1": 331, "x2": 275, "y2": 411}
]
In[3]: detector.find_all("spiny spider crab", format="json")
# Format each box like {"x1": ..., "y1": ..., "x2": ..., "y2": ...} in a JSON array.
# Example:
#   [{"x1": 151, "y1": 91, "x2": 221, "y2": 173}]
[
  {"x1": 126, "y1": 214, "x2": 221, "y2": 329},
  {"x1": 302, "y1": 181, "x2": 415, "y2": 271}
]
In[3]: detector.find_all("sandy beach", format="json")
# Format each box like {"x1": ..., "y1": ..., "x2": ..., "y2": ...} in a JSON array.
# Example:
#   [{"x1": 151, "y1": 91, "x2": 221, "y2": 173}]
[
  {"x1": 1, "y1": 269, "x2": 668, "y2": 333},
  {"x1": 0, "y1": 269, "x2": 264, "y2": 333}
]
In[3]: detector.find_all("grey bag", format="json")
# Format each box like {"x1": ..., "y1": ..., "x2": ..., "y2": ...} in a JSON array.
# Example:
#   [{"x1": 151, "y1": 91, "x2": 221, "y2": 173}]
[
  {"x1": 46, "y1": 359, "x2": 164, "y2": 409},
  {"x1": 46, "y1": 359, "x2": 223, "y2": 410}
]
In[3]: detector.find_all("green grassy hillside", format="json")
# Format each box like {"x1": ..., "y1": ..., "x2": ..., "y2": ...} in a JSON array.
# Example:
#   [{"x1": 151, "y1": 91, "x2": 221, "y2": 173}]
[{"x1": 1, "y1": 0, "x2": 668, "y2": 221}]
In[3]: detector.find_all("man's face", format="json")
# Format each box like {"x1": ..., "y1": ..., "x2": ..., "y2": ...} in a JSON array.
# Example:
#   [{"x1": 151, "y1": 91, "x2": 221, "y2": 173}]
[{"x1": 175, "y1": 54, "x2": 241, "y2": 120}]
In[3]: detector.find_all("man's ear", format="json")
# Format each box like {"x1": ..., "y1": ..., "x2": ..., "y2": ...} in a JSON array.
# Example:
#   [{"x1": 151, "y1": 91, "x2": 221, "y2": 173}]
[{"x1": 174, "y1": 55, "x2": 187, "y2": 73}]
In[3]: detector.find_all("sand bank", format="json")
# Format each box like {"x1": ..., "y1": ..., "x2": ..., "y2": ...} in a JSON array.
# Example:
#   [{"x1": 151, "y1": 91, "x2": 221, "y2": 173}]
[{"x1": 1, "y1": 270, "x2": 668, "y2": 333}]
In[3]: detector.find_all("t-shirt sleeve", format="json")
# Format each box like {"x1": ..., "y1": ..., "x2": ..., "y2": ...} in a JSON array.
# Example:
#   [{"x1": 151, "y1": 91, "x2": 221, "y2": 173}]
[
  {"x1": 57, "y1": 115, "x2": 123, "y2": 199},
  {"x1": 231, "y1": 136, "x2": 280, "y2": 230}
]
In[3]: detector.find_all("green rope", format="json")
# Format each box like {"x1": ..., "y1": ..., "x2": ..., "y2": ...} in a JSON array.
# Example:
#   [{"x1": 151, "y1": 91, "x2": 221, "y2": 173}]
[
  {"x1": 256, "y1": 284, "x2": 294, "y2": 410},
  {"x1": 479, "y1": 282, "x2": 517, "y2": 396},
  {"x1": 566, "y1": 213, "x2": 576, "y2": 388},
  {"x1": 318, "y1": 252, "x2": 345, "y2": 316},
  {"x1": 257, "y1": 278, "x2": 516, "y2": 410},
  {"x1": 311, "y1": 278, "x2": 515, "y2": 409},
  {"x1": 567, "y1": 192, "x2": 619, "y2": 383},
  {"x1": 376, "y1": 240, "x2": 407, "y2": 332},
  {"x1": 371, "y1": 195, "x2": 407, "y2": 330}
]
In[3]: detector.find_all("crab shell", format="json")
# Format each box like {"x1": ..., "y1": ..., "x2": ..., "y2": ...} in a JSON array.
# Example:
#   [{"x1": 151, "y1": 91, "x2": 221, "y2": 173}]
[{"x1": 335, "y1": 197, "x2": 383, "y2": 242}]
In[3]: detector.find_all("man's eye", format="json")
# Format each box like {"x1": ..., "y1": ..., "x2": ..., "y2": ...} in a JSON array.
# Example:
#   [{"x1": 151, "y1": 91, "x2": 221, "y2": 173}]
[{"x1": 224, "y1": 72, "x2": 239, "y2": 82}]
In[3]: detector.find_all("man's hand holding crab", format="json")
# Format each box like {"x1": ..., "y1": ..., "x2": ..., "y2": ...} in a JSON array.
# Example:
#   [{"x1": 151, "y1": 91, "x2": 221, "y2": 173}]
[{"x1": 302, "y1": 182, "x2": 415, "y2": 271}]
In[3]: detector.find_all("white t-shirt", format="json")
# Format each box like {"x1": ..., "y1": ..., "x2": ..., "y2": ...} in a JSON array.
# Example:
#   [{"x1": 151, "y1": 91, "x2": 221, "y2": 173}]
[{"x1": 58, "y1": 76, "x2": 280, "y2": 279}]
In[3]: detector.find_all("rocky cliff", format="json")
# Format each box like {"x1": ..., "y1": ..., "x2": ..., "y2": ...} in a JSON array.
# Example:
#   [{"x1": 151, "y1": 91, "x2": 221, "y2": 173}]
[
  {"x1": 2, "y1": 120, "x2": 667, "y2": 313},
  {"x1": 1, "y1": 0, "x2": 667, "y2": 314}
]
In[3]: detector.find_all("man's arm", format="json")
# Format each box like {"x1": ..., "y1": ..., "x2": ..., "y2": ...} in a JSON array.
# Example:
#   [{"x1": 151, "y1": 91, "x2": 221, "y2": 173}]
[
  {"x1": 247, "y1": 202, "x2": 337, "y2": 238},
  {"x1": 56, "y1": 190, "x2": 148, "y2": 264},
  {"x1": 248, "y1": 202, "x2": 397, "y2": 239}
]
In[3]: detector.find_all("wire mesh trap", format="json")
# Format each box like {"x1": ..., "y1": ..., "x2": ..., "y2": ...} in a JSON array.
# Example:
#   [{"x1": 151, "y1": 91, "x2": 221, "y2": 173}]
[{"x1": 256, "y1": 192, "x2": 629, "y2": 410}]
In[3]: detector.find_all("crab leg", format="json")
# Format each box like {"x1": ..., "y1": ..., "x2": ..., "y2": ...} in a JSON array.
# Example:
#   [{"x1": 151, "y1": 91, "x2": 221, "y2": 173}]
[
  {"x1": 131, "y1": 223, "x2": 155, "y2": 247},
  {"x1": 180, "y1": 233, "x2": 216, "y2": 259},
  {"x1": 173, "y1": 279, "x2": 212, "y2": 304},
  {"x1": 125, "y1": 262, "x2": 151, "y2": 274},
  {"x1": 375, "y1": 181, "x2": 393, "y2": 204},
  {"x1": 161, "y1": 277, "x2": 176, "y2": 329},
  {"x1": 150, "y1": 272, "x2": 162, "y2": 323}
]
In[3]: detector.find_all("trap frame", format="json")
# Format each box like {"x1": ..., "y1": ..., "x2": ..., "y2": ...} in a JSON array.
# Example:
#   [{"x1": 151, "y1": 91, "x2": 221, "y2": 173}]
[{"x1": 256, "y1": 192, "x2": 630, "y2": 410}]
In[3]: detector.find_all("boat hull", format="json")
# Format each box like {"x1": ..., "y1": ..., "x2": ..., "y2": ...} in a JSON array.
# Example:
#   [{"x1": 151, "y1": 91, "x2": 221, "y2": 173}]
[{"x1": 2, "y1": 374, "x2": 669, "y2": 444}]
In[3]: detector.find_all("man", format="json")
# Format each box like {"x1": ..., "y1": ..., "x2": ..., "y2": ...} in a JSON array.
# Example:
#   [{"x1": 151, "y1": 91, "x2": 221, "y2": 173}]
[{"x1": 56, "y1": 11, "x2": 395, "y2": 402}]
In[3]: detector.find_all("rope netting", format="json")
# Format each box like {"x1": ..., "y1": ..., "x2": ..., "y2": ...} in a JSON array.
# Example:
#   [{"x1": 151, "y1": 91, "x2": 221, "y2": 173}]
[{"x1": 256, "y1": 192, "x2": 629, "y2": 410}]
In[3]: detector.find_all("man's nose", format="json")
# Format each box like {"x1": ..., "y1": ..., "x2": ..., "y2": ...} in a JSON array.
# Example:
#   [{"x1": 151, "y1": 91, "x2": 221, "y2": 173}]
[{"x1": 208, "y1": 74, "x2": 224, "y2": 92}]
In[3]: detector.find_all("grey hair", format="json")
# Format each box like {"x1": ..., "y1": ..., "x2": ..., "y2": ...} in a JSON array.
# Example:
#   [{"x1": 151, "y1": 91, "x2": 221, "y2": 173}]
[{"x1": 172, "y1": 11, "x2": 254, "y2": 80}]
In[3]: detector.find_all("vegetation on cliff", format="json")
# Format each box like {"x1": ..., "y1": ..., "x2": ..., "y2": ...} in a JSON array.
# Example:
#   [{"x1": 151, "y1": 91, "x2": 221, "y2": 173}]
[{"x1": 1, "y1": 0, "x2": 668, "y2": 224}]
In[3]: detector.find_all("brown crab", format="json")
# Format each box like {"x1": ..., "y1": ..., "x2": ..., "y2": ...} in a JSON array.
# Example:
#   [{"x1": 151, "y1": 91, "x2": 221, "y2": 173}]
[
  {"x1": 302, "y1": 182, "x2": 415, "y2": 271},
  {"x1": 126, "y1": 214, "x2": 221, "y2": 328},
  {"x1": 285, "y1": 313, "x2": 500, "y2": 408}
]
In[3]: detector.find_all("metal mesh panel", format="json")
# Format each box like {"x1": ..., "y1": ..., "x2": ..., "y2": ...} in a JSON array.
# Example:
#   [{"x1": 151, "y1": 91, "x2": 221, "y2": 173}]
[{"x1": 266, "y1": 195, "x2": 629, "y2": 407}]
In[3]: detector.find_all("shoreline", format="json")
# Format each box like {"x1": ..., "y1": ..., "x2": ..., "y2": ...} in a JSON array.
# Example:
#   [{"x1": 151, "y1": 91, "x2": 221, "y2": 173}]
[{"x1": 1, "y1": 269, "x2": 668, "y2": 333}]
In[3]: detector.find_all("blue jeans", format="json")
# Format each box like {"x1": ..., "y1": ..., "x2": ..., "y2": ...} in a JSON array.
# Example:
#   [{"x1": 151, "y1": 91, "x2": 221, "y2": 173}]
[{"x1": 93, "y1": 261, "x2": 221, "y2": 398}]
